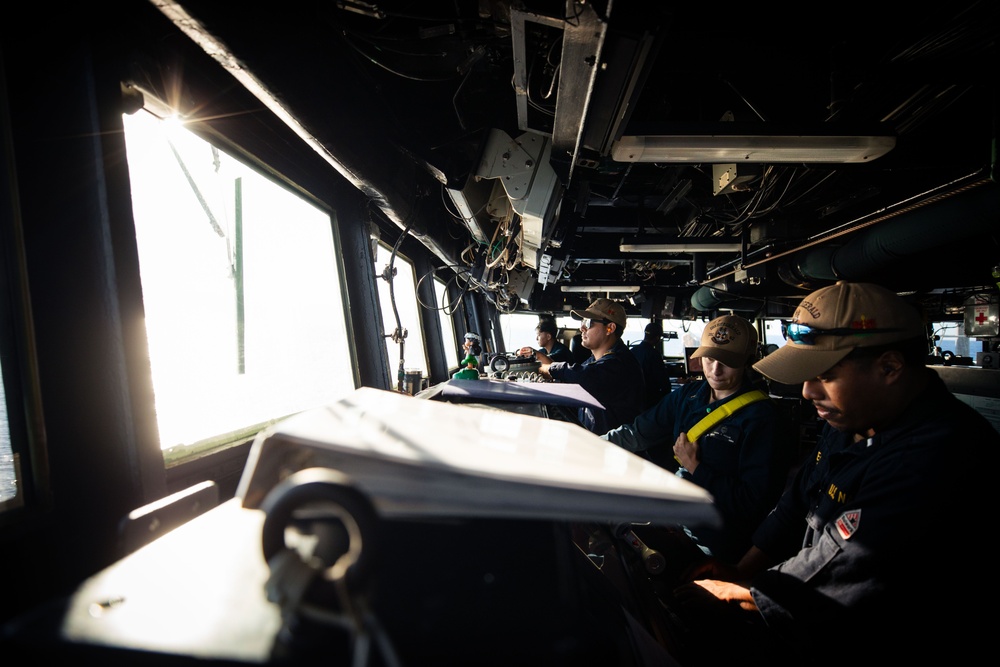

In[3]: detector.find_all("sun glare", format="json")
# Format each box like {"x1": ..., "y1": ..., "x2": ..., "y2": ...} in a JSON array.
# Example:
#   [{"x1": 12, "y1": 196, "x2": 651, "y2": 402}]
[{"x1": 123, "y1": 110, "x2": 354, "y2": 449}]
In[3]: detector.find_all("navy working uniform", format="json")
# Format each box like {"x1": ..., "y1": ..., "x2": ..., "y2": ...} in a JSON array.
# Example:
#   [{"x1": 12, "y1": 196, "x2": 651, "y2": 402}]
[
  {"x1": 629, "y1": 337, "x2": 672, "y2": 410},
  {"x1": 667, "y1": 281, "x2": 1000, "y2": 666},
  {"x1": 540, "y1": 339, "x2": 573, "y2": 363},
  {"x1": 548, "y1": 339, "x2": 644, "y2": 435},
  {"x1": 746, "y1": 370, "x2": 997, "y2": 661},
  {"x1": 603, "y1": 376, "x2": 792, "y2": 564}
]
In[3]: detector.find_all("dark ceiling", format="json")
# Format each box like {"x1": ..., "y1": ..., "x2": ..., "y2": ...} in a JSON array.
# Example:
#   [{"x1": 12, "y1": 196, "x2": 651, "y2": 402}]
[{"x1": 148, "y1": 0, "x2": 999, "y2": 321}]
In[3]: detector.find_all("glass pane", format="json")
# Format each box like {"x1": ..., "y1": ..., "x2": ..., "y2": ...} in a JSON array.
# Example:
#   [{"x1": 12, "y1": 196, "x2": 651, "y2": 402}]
[
  {"x1": 436, "y1": 277, "x2": 459, "y2": 370},
  {"x1": 620, "y1": 317, "x2": 648, "y2": 346},
  {"x1": 666, "y1": 319, "x2": 706, "y2": 359},
  {"x1": 499, "y1": 312, "x2": 546, "y2": 354},
  {"x1": 0, "y1": 356, "x2": 15, "y2": 506},
  {"x1": 762, "y1": 319, "x2": 787, "y2": 348},
  {"x1": 374, "y1": 243, "x2": 427, "y2": 382},
  {"x1": 931, "y1": 321, "x2": 969, "y2": 357},
  {"x1": 123, "y1": 110, "x2": 353, "y2": 451}
]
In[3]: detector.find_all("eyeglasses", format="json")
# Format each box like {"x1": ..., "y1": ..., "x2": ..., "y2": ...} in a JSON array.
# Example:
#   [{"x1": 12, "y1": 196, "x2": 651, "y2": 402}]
[
  {"x1": 784, "y1": 322, "x2": 901, "y2": 345},
  {"x1": 580, "y1": 318, "x2": 612, "y2": 329}
]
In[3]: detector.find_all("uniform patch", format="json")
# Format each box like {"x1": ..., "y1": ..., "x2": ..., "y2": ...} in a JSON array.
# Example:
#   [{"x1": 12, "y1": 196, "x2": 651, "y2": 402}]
[{"x1": 835, "y1": 510, "x2": 861, "y2": 540}]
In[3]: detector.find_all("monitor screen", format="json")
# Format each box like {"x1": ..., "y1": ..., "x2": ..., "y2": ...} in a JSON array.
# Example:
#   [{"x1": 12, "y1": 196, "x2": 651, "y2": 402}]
[{"x1": 684, "y1": 347, "x2": 702, "y2": 376}]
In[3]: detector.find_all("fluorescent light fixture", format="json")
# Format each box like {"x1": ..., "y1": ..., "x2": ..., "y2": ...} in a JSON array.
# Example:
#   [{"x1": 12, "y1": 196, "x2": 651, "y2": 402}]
[
  {"x1": 620, "y1": 241, "x2": 742, "y2": 253},
  {"x1": 560, "y1": 285, "x2": 641, "y2": 294},
  {"x1": 611, "y1": 134, "x2": 896, "y2": 164}
]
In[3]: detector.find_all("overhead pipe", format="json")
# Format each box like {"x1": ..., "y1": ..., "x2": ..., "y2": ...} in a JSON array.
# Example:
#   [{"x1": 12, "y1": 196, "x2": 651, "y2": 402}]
[
  {"x1": 690, "y1": 179, "x2": 999, "y2": 311},
  {"x1": 786, "y1": 182, "x2": 1000, "y2": 283},
  {"x1": 689, "y1": 288, "x2": 765, "y2": 313}
]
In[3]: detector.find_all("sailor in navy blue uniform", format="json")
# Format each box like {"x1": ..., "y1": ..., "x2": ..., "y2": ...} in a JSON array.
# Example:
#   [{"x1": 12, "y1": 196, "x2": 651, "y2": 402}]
[
  {"x1": 518, "y1": 316, "x2": 574, "y2": 364},
  {"x1": 669, "y1": 281, "x2": 999, "y2": 667},
  {"x1": 539, "y1": 298, "x2": 644, "y2": 435},
  {"x1": 603, "y1": 314, "x2": 793, "y2": 564}
]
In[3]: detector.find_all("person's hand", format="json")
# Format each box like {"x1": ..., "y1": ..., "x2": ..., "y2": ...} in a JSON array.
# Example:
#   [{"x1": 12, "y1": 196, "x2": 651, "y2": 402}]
[
  {"x1": 517, "y1": 346, "x2": 535, "y2": 358},
  {"x1": 673, "y1": 579, "x2": 758, "y2": 616},
  {"x1": 538, "y1": 363, "x2": 552, "y2": 379},
  {"x1": 679, "y1": 556, "x2": 739, "y2": 583},
  {"x1": 673, "y1": 432, "x2": 699, "y2": 472}
]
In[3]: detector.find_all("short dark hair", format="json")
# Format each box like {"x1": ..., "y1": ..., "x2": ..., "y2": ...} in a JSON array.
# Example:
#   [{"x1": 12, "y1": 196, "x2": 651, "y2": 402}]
[{"x1": 537, "y1": 318, "x2": 558, "y2": 335}]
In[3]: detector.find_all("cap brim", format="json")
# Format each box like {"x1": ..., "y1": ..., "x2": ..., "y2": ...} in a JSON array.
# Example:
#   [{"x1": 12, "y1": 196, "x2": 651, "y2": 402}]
[
  {"x1": 752, "y1": 344, "x2": 852, "y2": 385},
  {"x1": 690, "y1": 347, "x2": 746, "y2": 369}
]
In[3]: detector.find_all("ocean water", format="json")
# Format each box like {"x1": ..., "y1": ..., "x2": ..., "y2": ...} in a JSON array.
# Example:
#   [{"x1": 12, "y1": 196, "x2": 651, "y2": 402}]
[{"x1": 0, "y1": 377, "x2": 15, "y2": 504}]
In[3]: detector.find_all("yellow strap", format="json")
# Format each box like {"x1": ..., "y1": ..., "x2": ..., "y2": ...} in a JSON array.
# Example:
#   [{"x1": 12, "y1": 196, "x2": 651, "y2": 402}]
[{"x1": 686, "y1": 389, "x2": 769, "y2": 442}]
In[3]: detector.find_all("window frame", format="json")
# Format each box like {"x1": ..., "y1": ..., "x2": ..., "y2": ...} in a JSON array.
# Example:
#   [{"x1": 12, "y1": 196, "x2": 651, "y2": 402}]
[
  {"x1": 373, "y1": 240, "x2": 429, "y2": 386},
  {"x1": 0, "y1": 85, "x2": 47, "y2": 518},
  {"x1": 122, "y1": 103, "x2": 357, "y2": 461},
  {"x1": 436, "y1": 276, "x2": 460, "y2": 372}
]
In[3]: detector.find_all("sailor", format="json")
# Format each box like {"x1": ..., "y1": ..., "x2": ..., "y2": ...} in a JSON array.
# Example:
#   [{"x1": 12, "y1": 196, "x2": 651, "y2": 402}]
[
  {"x1": 602, "y1": 314, "x2": 793, "y2": 566},
  {"x1": 517, "y1": 316, "x2": 573, "y2": 363},
  {"x1": 669, "y1": 281, "x2": 999, "y2": 666},
  {"x1": 537, "y1": 298, "x2": 645, "y2": 434}
]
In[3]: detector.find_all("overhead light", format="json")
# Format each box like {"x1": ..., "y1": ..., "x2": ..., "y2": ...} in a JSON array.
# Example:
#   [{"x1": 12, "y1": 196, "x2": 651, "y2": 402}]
[
  {"x1": 620, "y1": 241, "x2": 742, "y2": 253},
  {"x1": 560, "y1": 285, "x2": 641, "y2": 293},
  {"x1": 611, "y1": 132, "x2": 896, "y2": 164}
]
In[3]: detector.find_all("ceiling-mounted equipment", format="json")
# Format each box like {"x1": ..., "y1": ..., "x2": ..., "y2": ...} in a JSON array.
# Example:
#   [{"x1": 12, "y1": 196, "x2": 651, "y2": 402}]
[
  {"x1": 619, "y1": 240, "x2": 743, "y2": 253},
  {"x1": 509, "y1": 2, "x2": 660, "y2": 185},
  {"x1": 610, "y1": 126, "x2": 896, "y2": 164},
  {"x1": 560, "y1": 285, "x2": 640, "y2": 293},
  {"x1": 474, "y1": 129, "x2": 563, "y2": 272}
]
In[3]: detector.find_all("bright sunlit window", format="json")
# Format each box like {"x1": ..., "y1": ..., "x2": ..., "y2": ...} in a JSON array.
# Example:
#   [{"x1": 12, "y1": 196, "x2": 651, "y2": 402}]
[
  {"x1": 374, "y1": 242, "x2": 428, "y2": 384},
  {"x1": 436, "y1": 277, "x2": 459, "y2": 370},
  {"x1": 0, "y1": 358, "x2": 15, "y2": 507},
  {"x1": 123, "y1": 109, "x2": 354, "y2": 452}
]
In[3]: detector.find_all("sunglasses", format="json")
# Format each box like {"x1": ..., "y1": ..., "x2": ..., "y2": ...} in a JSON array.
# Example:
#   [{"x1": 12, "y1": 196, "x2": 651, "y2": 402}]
[
  {"x1": 581, "y1": 318, "x2": 612, "y2": 329},
  {"x1": 784, "y1": 322, "x2": 901, "y2": 345}
]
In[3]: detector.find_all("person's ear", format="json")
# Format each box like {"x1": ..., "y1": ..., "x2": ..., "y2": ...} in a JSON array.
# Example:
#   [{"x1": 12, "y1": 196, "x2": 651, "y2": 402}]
[{"x1": 877, "y1": 351, "x2": 903, "y2": 379}]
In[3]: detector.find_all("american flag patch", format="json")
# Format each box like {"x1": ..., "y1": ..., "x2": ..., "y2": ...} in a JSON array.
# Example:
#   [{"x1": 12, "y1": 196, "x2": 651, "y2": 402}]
[{"x1": 835, "y1": 510, "x2": 861, "y2": 540}]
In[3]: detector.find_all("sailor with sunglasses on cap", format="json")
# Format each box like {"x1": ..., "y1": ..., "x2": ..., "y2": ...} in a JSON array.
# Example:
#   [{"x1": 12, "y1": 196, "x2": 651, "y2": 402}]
[
  {"x1": 536, "y1": 298, "x2": 645, "y2": 435},
  {"x1": 667, "y1": 281, "x2": 999, "y2": 667},
  {"x1": 602, "y1": 314, "x2": 795, "y2": 568}
]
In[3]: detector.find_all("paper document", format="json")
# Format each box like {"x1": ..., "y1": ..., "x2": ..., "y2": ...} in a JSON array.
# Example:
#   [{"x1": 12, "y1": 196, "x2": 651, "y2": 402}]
[{"x1": 238, "y1": 387, "x2": 718, "y2": 529}]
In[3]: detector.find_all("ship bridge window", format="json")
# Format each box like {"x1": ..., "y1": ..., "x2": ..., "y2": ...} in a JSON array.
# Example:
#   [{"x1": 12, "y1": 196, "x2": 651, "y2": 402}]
[
  {"x1": 1, "y1": 122, "x2": 31, "y2": 515},
  {"x1": 0, "y1": 357, "x2": 15, "y2": 511},
  {"x1": 436, "y1": 277, "x2": 459, "y2": 371},
  {"x1": 122, "y1": 109, "x2": 354, "y2": 457},
  {"x1": 374, "y1": 242, "x2": 428, "y2": 386}
]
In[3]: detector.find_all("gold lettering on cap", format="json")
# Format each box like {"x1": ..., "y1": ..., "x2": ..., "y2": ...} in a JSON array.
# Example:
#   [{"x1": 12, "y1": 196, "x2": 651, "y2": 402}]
[{"x1": 798, "y1": 300, "x2": 822, "y2": 319}]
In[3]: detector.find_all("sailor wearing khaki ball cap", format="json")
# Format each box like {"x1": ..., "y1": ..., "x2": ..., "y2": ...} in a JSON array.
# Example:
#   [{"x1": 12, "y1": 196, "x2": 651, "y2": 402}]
[
  {"x1": 539, "y1": 297, "x2": 645, "y2": 435},
  {"x1": 602, "y1": 313, "x2": 794, "y2": 567},
  {"x1": 667, "y1": 281, "x2": 1000, "y2": 666},
  {"x1": 753, "y1": 279, "x2": 926, "y2": 385}
]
